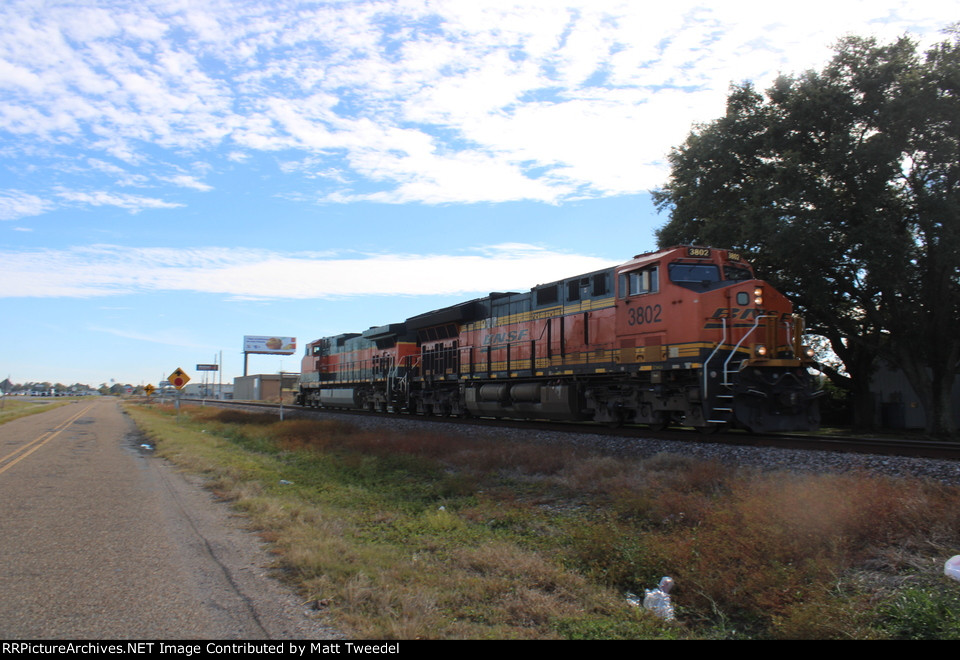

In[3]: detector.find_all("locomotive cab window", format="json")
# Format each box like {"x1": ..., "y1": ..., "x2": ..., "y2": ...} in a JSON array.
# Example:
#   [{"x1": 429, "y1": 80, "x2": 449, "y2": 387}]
[{"x1": 619, "y1": 266, "x2": 659, "y2": 298}]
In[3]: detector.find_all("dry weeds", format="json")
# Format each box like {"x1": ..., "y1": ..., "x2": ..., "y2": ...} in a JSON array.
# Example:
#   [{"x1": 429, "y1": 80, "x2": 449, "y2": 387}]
[{"x1": 126, "y1": 403, "x2": 960, "y2": 639}]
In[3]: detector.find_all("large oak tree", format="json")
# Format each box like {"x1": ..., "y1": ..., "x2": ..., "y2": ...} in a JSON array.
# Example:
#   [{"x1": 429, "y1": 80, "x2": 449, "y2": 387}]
[{"x1": 654, "y1": 32, "x2": 960, "y2": 434}]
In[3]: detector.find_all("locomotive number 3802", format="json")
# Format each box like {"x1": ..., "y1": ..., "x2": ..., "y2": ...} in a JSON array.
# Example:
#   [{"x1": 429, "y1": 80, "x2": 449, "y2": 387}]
[{"x1": 626, "y1": 304, "x2": 663, "y2": 326}]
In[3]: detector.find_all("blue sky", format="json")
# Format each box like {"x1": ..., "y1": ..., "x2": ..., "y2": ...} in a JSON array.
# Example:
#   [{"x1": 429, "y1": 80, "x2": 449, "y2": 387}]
[{"x1": 1, "y1": 0, "x2": 954, "y2": 387}]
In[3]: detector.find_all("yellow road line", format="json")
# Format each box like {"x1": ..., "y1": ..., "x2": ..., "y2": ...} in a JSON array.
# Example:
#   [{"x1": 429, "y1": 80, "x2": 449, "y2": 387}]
[{"x1": 0, "y1": 403, "x2": 96, "y2": 476}]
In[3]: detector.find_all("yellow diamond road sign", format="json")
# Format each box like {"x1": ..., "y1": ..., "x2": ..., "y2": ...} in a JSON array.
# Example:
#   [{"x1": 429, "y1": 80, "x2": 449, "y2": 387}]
[
  {"x1": 144, "y1": 384, "x2": 156, "y2": 395},
  {"x1": 168, "y1": 368, "x2": 190, "y2": 390}
]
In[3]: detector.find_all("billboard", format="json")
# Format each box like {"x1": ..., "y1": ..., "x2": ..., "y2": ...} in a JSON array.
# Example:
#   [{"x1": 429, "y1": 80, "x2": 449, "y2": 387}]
[{"x1": 244, "y1": 336, "x2": 297, "y2": 355}]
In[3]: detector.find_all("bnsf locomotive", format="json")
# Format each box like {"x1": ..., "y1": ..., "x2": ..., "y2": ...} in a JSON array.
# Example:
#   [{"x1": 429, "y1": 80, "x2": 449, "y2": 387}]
[{"x1": 297, "y1": 246, "x2": 820, "y2": 433}]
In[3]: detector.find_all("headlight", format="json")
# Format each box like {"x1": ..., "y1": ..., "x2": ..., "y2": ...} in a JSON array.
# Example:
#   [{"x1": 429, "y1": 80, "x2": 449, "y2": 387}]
[
  {"x1": 803, "y1": 346, "x2": 815, "y2": 359},
  {"x1": 754, "y1": 287, "x2": 764, "y2": 305},
  {"x1": 755, "y1": 344, "x2": 768, "y2": 357}
]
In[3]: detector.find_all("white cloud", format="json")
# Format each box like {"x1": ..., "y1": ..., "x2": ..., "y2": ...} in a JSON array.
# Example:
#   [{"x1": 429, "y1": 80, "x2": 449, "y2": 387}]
[
  {"x1": 87, "y1": 325, "x2": 214, "y2": 350},
  {"x1": 0, "y1": 190, "x2": 54, "y2": 221},
  {"x1": 55, "y1": 189, "x2": 183, "y2": 212},
  {"x1": 160, "y1": 174, "x2": 213, "y2": 191},
  {"x1": 1, "y1": 0, "x2": 956, "y2": 204},
  {"x1": 1, "y1": 244, "x2": 617, "y2": 300}
]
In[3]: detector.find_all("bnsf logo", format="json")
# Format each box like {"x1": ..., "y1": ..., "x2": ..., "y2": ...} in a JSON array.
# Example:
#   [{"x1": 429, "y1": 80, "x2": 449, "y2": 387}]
[
  {"x1": 710, "y1": 308, "x2": 788, "y2": 320},
  {"x1": 482, "y1": 329, "x2": 531, "y2": 346}
]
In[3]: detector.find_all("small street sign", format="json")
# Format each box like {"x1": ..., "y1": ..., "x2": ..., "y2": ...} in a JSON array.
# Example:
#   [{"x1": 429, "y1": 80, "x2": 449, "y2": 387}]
[
  {"x1": 168, "y1": 368, "x2": 191, "y2": 390},
  {"x1": 196, "y1": 364, "x2": 218, "y2": 371},
  {"x1": 144, "y1": 384, "x2": 156, "y2": 396}
]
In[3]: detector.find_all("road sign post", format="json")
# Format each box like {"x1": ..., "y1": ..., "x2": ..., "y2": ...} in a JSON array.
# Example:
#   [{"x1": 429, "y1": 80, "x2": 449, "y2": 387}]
[{"x1": 168, "y1": 368, "x2": 191, "y2": 422}]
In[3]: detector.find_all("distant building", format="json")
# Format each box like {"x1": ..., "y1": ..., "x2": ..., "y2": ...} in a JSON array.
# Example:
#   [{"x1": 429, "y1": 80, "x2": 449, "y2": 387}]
[
  {"x1": 182, "y1": 383, "x2": 234, "y2": 399},
  {"x1": 233, "y1": 374, "x2": 299, "y2": 403},
  {"x1": 870, "y1": 362, "x2": 960, "y2": 430}
]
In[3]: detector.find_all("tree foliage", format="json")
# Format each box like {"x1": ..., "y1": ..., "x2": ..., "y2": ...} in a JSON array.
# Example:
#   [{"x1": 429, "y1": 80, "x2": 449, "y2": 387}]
[{"x1": 654, "y1": 31, "x2": 960, "y2": 434}]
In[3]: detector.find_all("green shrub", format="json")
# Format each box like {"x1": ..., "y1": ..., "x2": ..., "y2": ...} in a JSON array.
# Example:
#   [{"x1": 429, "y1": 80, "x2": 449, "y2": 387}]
[{"x1": 878, "y1": 586, "x2": 960, "y2": 639}]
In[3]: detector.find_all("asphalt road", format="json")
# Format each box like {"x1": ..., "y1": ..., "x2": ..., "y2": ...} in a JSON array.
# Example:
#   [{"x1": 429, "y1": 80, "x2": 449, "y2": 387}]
[{"x1": 0, "y1": 399, "x2": 340, "y2": 640}]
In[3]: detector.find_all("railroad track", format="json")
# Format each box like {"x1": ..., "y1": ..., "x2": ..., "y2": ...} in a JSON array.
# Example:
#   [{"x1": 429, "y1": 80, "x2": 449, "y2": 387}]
[{"x1": 160, "y1": 397, "x2": 960, "y2": 462}]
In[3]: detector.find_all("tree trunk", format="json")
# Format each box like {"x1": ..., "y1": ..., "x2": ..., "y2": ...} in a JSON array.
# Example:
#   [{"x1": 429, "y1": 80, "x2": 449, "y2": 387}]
[{"x1": 826, "y1": 334, "x2": 879, "y2": 432}]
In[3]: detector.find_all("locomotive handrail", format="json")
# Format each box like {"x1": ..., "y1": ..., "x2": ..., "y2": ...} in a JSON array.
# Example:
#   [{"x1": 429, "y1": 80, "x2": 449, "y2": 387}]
[
  {"x1": 723, "y1": 314, "x2": 775, "y2": 380},
  {"x1": 784, "y1": 318, "x2": 795, "y2": 357},
  {"x1": 388, "y1": 356, "x2": 421, "y2": 410},
  {"x1": 702, "y1": 316, "x2": 728, "y2": 393}
]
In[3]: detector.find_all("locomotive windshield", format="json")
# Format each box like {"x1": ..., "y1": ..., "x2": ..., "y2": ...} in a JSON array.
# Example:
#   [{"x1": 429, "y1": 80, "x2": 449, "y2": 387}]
[
  {"x1": 669, "y1": 263, "x2": 721, "y2": 284},
  {"x1": 724, "y1": 265, "x2": 753, "y2": 281},
  {"x1": 669, "y1": 261, "x2": 756, "y2": 292}
]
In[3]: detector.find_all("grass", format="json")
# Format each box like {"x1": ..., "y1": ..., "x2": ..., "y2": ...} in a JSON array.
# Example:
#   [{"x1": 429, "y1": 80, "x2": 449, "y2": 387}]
[
  {"x1": 0, "y1": 397, "x2": 77, "y2": 425},
  {"x1": 124, "y1": 402, "x2": 960, "y2": 639}
]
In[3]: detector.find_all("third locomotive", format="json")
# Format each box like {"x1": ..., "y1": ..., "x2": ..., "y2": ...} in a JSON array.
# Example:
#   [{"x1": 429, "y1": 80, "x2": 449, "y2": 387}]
[{"x1": 297, "y1": 246, "x2": 820, "y2": 433}]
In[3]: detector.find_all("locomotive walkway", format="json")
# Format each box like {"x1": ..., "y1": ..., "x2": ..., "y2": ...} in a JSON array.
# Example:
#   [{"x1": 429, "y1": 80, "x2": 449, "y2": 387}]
[{"x1": 0, "y1": 399, "x2": 338, "y2": 639}]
